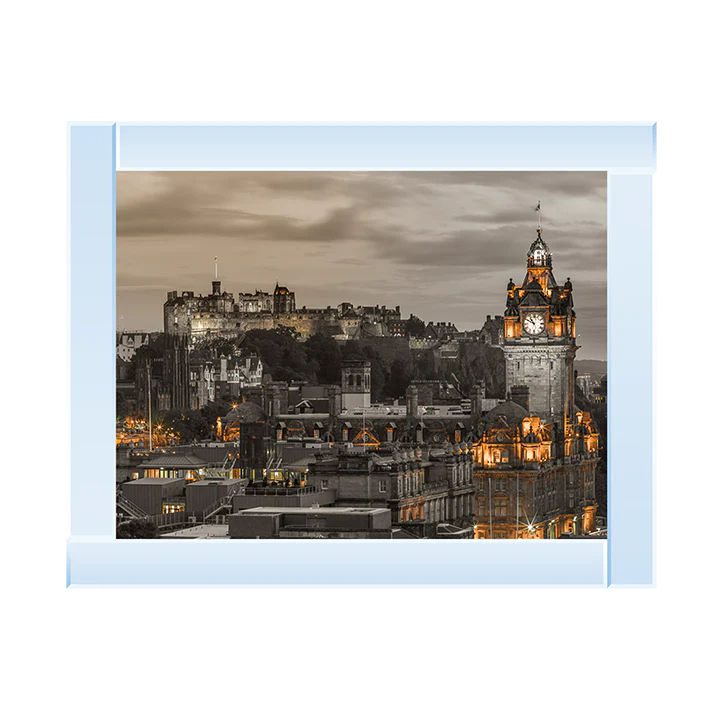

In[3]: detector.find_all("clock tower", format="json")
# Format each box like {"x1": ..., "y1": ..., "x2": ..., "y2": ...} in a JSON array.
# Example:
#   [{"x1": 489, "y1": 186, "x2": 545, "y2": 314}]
[{"x1": 501, "y1": 227, "x2": 577, "y2": 429}]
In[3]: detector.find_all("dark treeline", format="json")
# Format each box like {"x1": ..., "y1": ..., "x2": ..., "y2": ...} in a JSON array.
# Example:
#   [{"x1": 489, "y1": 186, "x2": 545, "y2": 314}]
[{"x1": 120, "y1": 329, "x2": 506, "y2": 443}]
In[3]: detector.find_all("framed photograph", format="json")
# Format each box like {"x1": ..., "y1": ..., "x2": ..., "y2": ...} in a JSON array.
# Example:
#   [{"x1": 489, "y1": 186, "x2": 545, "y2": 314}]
[{"x1": 67, "y1": 123, "x2": 654, "y2": 585}]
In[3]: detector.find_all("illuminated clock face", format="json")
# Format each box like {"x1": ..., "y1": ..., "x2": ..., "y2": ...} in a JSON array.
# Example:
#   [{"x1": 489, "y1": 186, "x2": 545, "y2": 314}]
[{"x1": 523, "y1": 313, "x2": 545, "y2": 336}]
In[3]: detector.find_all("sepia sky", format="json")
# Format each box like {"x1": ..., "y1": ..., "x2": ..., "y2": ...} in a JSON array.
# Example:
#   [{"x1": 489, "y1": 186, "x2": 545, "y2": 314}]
[{"x1": 117, "y1": 171, "x2": 607, "y2": 359}]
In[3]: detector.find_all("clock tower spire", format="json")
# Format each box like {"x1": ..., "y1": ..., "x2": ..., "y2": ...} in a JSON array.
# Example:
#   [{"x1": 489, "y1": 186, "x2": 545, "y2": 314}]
[{"x1": 501, "y1": 224, "x2": 577, "y2": 429}]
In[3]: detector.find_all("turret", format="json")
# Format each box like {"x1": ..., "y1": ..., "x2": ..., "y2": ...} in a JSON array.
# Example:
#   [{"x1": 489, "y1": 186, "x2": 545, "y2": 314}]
[{"x1": 341, "y1": 358, "x2": 371, "y2": 409}]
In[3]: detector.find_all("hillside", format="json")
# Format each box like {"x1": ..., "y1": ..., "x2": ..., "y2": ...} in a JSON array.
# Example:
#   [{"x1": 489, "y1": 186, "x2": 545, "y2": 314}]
[{"x1": 575, "y1": 359, "x2": 607, "y2": 377}]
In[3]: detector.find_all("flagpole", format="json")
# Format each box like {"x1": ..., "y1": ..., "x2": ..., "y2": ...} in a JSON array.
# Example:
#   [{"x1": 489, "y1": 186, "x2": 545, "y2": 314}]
[
  {"x1": 147, "y1": 360, "x2": 153, "y2": 452},
  {"x1": 516, "y1": 471, "x2": 520, "y2": 539},
  {"x1": 488, "y1": 475, "x2": 492, "y2": 539}
]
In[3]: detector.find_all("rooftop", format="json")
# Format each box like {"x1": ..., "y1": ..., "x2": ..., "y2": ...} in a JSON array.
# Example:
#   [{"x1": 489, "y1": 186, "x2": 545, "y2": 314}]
[
  {"x1": 161, "y1": 524, "x2": 230, "y2": 539},
  {"x1": 185, "y1": 476, "x2": 240, "y2": 487},
  {"x1": 123, "y1": 476, "x2": 185, "y2": 486},
  {"x1": 138, "y1": 454, "x2": 207, "y2": 469},
  {"x1": 233, "y1": 506, "x2": 388, "y2": 517}
]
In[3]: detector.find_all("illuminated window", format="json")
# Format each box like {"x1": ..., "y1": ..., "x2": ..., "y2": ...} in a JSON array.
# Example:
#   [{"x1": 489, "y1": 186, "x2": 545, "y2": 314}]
[{"x1": 494, "y1": 499, "x2": 508, "y2": 519}]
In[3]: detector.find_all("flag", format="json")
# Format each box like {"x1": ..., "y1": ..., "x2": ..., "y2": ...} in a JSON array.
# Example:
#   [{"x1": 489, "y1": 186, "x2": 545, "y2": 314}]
[{"x1": 534, "y1": 201, "x2": 540, "y2": 212}]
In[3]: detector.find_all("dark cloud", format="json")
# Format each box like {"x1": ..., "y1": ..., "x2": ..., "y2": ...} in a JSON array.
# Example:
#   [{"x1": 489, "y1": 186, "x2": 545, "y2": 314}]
[{"x1": 117, "y1": 171, "x2": 607, "y2": 359}]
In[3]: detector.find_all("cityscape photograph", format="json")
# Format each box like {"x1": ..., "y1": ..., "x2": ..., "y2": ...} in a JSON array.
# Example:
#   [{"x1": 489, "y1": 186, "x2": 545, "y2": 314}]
[{"x1": 115, "y1": 171, "x2": 607, "y2": 540}]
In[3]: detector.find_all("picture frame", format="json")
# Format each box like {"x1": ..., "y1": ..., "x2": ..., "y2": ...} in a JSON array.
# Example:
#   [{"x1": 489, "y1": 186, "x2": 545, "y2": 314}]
[{"x1": 67, "y1": 122, "x2": 654, "y2": 586}]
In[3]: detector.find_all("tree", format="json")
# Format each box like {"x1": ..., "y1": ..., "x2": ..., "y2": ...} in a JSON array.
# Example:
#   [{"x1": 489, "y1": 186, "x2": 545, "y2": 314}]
[
  {"x1": 117, "y1": 519, "x2": 159, "y2": 539},
  {"x1": 405, "y1": 314, "x2": 426, "y2": 338},
  {"x1": 116, "y1": 390, "x2": 130, "y2": 423},
  {"x1": 304, "y1": 334, "x2": 342, "y2": 385},
  {"x1": 384, "y1": 358, "x2": 413, "y2": 400},
  {"x1": 159, "y1": 408, "x2": 208, "y2": 444}
]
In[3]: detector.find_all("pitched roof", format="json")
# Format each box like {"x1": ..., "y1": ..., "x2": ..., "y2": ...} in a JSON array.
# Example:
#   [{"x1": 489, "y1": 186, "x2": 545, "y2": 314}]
[
  {"x1": 138, "y1": 454, "x2": 207, "y2": 469},
  {"x1": 483, "y1": 400, "x2": 529, "y2": 430},
  {"x1": 223, "y1": 401, "x2": 267, "y2": 424}
]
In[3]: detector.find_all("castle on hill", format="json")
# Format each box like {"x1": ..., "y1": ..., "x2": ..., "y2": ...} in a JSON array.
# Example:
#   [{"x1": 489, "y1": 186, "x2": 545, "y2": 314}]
[{"x1": 164, "y1": 279, "x2": 404, "y2": 341}]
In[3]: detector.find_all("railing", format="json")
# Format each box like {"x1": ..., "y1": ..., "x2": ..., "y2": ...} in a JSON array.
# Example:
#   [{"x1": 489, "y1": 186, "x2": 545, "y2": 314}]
[
  {"x1": 202, "y1": 490, "x2": 236, "y2": 521},
  {"x1": 148, "y1": 511, "x2": 192, "y2": 529},
  {"x1": 239, "y1": 486, "x2": 317, "y2": 496},
  {"x1": 116, "y1": 490, "x2": 149, "y2": 519}
]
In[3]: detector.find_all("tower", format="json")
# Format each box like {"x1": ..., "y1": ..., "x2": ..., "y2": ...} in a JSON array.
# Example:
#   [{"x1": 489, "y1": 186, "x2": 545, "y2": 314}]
[
  {"x1": 341, "y1": 359, "x2": 371, "y2": 409},
  {"x1": 501, "y1": 227, "x2": 577, "y2": 428},
  {"x1": 273, "y1": 282, "x2": 296, "y2": 314},
  {"x1": 163, "y1": 334, "x2": 191, "y2": 409}
]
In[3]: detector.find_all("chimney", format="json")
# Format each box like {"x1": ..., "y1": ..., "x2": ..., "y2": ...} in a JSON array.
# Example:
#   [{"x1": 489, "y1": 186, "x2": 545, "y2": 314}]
[
  {"x1": 510, "y1": 385, "x2": 530, "y2": 411},
  {"x1": 406, "y1": 384, "x2": 419, "y2": 420}
]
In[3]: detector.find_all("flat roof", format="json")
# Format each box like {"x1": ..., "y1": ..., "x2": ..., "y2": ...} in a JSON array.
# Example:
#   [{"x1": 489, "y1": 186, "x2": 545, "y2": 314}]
[
  {"x1": 123, "y1": 476, "x2": 184, "y2": 486},
  {"x1": 161, "y1": 524, "x2": 229, "y2": 539},
  {"x1": 233, "y1": 506, "x2": 387, "y2": 517},
  {"x1": 185, "y1": 477, "x2": 238, "y2": 487},
  {"x1": 138, "y1": 454, "x2": 207, "y2": 469}
]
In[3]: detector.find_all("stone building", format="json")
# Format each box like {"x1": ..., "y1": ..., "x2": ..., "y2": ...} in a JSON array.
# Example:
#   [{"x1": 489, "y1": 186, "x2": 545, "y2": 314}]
[
  {"x1": 188, "y1": 353, "x2": 263, "y2": 409},
  {"x1": 273, "y1": 282, "x2": 296, "y2": 314},
  {"x1": 305, "y1": 443, "x2": 475, "y2": 536},
  {"x1": 481, "y1": 315, "x2": 504, "y2": 346},
  {"x1": 164, "y1": 279, "x2": 403, "y2": 342},
  {"x1": 472, "y1": 226, "x2": 600, "y2": 539},
  {"x1": 219, "y1": 401, "x2": 272, "y2": 482},
  {"x1": 117, "y1": 331, "x2": 150, "y2": 362},
  {"x1": 502, "y1": 227, "x2": 576, "y2": 428}
]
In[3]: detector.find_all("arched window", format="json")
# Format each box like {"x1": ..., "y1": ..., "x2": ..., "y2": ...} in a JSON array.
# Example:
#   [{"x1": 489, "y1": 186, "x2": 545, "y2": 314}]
[
  {"x1": 356, "y1": 374, "x2": 362, "y2": 387},
  {"x1": 493, "y1": 498, "x2": 507, "y2": 517}
]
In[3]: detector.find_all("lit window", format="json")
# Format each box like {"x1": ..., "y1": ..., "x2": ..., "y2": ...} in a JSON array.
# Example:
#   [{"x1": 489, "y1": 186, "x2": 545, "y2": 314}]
[{"x1": 493, "y1": 499, "x2": 507, "y2": 517}]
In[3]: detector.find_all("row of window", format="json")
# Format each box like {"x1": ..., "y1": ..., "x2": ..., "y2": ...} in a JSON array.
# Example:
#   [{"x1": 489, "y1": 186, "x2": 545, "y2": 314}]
[
  {"x1": 516, "y1": 360, "x2": 555, "y2": 369},
  {"x1": 319, "y1": 478, "x2": 391, "y2": 494}
]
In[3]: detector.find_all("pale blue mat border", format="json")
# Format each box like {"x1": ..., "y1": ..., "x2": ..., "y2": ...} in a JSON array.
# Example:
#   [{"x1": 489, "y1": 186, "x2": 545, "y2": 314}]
[{"x1": 67, "y1": 122, "x2": 655, "y2": 586}]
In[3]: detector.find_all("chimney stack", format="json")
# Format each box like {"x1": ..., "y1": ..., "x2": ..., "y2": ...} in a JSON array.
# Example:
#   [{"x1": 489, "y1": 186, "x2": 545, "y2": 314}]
[{"x1": 510, "y1": 385, "x2": 530, "y2": 411}]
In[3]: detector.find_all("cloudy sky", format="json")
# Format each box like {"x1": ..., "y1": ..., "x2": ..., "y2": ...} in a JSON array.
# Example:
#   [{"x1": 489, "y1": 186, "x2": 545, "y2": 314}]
[{"x1": 117, "y1": 171, "x2": 607, "y2": 359}]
